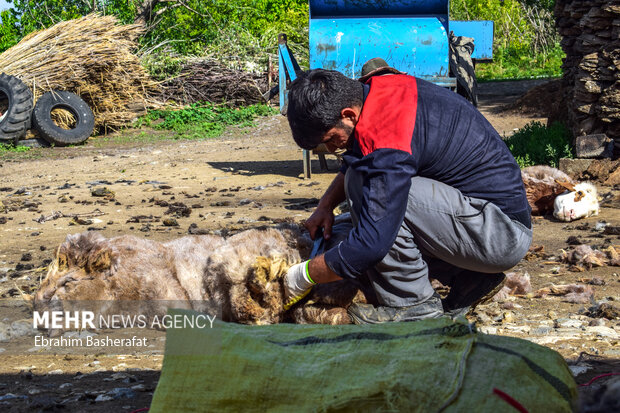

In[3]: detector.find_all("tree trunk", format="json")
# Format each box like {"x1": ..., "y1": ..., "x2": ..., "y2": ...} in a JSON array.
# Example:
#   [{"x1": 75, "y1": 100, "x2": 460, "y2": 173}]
[{"x1": 134, "y1": 0, "x2": 161, "y2": 27}]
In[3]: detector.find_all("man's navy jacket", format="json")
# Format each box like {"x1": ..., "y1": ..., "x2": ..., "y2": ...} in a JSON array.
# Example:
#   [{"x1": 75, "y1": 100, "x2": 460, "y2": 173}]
[{"x1": 323, "y1": 74, "x2": 531, "y2": 280}]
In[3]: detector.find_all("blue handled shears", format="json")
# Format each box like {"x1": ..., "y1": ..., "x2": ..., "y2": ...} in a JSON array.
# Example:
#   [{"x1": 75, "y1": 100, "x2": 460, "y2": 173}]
[{"x1": 310, "y1": 227, "x2": 325, "y2": 259}]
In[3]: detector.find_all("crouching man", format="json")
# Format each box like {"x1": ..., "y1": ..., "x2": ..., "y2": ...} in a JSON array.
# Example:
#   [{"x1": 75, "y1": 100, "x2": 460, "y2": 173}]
[{"x1": 283, "y1": 62, "x2": 532, "y2": 324}]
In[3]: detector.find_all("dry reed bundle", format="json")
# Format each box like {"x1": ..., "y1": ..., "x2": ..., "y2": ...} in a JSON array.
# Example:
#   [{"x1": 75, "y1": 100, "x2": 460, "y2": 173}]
[
  {"x1": 51, "y1": 108, "x2": 77, "y2": 130},
  {"x1": 159, "y1": 58, "x2": 269, "y2": 106},
  {"x1": 0, "y1": 14, "x2": 161, "y2": 129}
]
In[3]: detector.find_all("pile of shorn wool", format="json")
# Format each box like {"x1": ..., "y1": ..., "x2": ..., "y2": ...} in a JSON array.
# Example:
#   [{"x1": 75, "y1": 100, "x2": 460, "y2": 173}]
[{"x1": 0, "y1": 14, "x2": 160, "y2": 130}]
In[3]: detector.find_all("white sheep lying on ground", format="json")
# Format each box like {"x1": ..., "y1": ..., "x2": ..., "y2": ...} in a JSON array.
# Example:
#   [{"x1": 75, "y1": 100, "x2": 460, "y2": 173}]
[
  {"x1": 553, "y1": 181, "x2": 599, "y2": 222},
  {"x1": 521, "y1": 165, "x2": 599, "y2": 221}
]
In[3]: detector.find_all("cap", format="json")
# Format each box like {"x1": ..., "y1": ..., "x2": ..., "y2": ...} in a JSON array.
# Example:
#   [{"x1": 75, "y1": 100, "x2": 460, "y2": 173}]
[{"x1": 358, "y1": 58, "x2": 405, "y2": 83}]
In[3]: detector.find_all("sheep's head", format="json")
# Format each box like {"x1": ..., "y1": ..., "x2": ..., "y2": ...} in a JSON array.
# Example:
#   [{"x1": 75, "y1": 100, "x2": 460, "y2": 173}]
[
  {"x1": 34, "y1": 232, "x2": 119, "y2": 309},
  {"x1": 553, "y1": 181, "x2": 599, "y2": 222}
]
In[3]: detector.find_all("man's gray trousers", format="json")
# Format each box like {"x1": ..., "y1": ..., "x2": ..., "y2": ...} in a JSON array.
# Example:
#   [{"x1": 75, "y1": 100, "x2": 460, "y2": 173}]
[{"x1": 345, "y1": 170, "x2": 533, "y2": 308}]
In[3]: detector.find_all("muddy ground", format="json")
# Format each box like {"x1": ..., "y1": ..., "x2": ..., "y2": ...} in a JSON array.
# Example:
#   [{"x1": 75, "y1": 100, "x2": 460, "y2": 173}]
[{"x1": 0, "y1": 80, "x2": 618, "y2": 411}]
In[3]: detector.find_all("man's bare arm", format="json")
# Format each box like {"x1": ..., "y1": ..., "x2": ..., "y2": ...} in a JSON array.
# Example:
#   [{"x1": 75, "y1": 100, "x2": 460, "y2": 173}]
[{"x1": 308, "y1": 254, "x2": 342, "y2": 283}]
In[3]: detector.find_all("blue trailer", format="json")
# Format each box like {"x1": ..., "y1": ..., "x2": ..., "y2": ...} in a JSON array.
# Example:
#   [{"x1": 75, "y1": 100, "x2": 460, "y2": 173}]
[{"x1": 277, "y1": 0, "x2": 494, "y2": 178}]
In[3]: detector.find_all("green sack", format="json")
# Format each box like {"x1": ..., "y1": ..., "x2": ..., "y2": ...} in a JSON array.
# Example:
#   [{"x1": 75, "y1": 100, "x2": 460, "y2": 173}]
[{"x1": 150, "y1": 309, "x2": 577, "y2": 412}]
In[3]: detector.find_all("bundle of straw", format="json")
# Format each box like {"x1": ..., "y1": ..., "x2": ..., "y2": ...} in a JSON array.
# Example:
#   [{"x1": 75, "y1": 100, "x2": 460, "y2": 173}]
[{"x1": 0, "y1": 14, "x2": 160, "y2": 130}]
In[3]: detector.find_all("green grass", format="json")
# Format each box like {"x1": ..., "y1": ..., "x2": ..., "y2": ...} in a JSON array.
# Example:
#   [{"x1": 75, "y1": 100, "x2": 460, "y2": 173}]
[
  {"x1": 504, "y1": 121, "x2": 573, "y2": 168},
  {"x1": 0, "y1": 143, "x2": 31, "y2": 154},
  {"x1": 477, "y1": 44, "x2": 564, "y2": 80},
  {"x1": 91, "y1": 130, "x2": 173, "y2": 147},
  {"x1": 134, "y1": 103, "x2": 278, "y2": 141}
]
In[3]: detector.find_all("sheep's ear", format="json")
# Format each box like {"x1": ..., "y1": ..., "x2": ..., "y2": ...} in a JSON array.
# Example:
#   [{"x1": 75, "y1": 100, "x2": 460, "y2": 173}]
[
  {"x1": 57, "y1": 249, "x2": 68, "y2": 271},
  {"x1": 574, "y1": 190, "x2": 585, "y2": 202},
  {"x1": 555, "y1": 179, "x2": 575, "y2": 192}
]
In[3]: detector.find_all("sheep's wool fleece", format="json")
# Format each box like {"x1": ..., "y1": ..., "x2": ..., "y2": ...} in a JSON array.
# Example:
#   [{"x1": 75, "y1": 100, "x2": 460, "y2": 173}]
[{"x1": 34, "y1": 228, "x2": 358, "y2": 325}]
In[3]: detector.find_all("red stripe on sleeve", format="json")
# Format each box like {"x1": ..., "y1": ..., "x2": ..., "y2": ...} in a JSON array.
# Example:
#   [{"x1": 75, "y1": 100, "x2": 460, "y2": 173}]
[{"x1": 355, "y1": 75, "x2": 418, "y2": 156}]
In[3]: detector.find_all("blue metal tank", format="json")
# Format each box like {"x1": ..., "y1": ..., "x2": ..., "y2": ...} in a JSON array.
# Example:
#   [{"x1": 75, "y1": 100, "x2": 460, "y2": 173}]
[{"x1": 308, "y1": 0, "x2": 453, "y2": 86}]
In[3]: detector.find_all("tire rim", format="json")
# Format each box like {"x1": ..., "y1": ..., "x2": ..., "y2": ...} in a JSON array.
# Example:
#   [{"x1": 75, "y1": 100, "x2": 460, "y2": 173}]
[{"x1": 0, "y1": 89, "x2": 8, "y2": 124}]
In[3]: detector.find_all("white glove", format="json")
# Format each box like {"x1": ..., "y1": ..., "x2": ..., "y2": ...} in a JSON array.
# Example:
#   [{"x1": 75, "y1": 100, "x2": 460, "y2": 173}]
[{"x1": 283, "y1": 261, "x2": 315, "y2": 310}]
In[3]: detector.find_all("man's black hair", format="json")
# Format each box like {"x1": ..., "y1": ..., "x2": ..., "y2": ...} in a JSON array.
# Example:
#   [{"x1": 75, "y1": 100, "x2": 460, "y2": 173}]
[{"x1": 286, "y1": 69, "x2": 363, "y2": 150}]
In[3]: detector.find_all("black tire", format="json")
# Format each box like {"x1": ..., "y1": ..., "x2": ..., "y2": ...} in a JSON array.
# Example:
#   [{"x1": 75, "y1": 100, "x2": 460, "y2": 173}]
[
  {"x1": 17, "y1": 138, "x2": 51, "y2": 148},
  {"x1": 32, "y1": 90, "x2": 95, "y2": 146},
  {"x1": 0, "y1": 73, "x2": 33, "y2": 143},
  {"x1": 449, "y1": 34, "x2": 479, "y2": 107}
]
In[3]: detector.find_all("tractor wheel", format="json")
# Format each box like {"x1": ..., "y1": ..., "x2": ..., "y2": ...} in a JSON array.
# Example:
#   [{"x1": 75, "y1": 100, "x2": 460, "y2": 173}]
[
  {"x1": 449, "y1": 34, "x2": 478, "y2": 107},
  {"x1": 0, "y1": 73, "x2": 33, "y2": 143},
  {"x1": 456, "y1": 72, "x2": 478, "y2": 107},
  {"x1": 32, "y1": 90, "x2": 95, "y2": 146}
]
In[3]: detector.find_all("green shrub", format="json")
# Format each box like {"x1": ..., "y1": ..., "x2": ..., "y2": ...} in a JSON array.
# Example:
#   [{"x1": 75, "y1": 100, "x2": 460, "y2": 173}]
[
  {"x1": 139, "y1": 0, "x2": 308, "y2": 57},
  {"x1": 0, "y1": 10, "x2": 21, "y2": 52},
  {"x1": 504, "y1": 121, "x2": 573, "y2": 168}
]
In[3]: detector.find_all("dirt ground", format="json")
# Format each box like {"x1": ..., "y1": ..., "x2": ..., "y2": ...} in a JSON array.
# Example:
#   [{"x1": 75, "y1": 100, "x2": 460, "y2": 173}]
[{"x1": 0, "y1": 80, "x2": 618, "y2": 411}]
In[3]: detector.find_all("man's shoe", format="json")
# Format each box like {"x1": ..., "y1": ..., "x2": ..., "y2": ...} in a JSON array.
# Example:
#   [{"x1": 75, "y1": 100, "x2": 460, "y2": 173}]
[
  {"x1": 442, "y1": 272, "x2": 506, "y2": 318},
  {"x1": 443, "y1": 306, "x2": 471, "y2": 320},
  {"x1": 347, "y1": 293, "x2": 444, "y2": 325}
]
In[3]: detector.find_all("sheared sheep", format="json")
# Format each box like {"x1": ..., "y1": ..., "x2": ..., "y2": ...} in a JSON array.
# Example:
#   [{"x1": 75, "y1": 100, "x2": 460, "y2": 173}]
[
  {"x1": 33, "y1": 225, "x2": 365, "y2": 331},
  {"x1": 521, "y1": 165, "x2": 599, "y2": 221},
  {"x1": 553, "y1": 181, "x2": 599, "y2": 222}
]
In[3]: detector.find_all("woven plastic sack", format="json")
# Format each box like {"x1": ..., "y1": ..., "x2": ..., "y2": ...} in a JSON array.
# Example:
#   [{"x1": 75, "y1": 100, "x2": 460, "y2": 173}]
[{"x1": 150, "y1": 309, "x2": 577, "y2": 412}]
